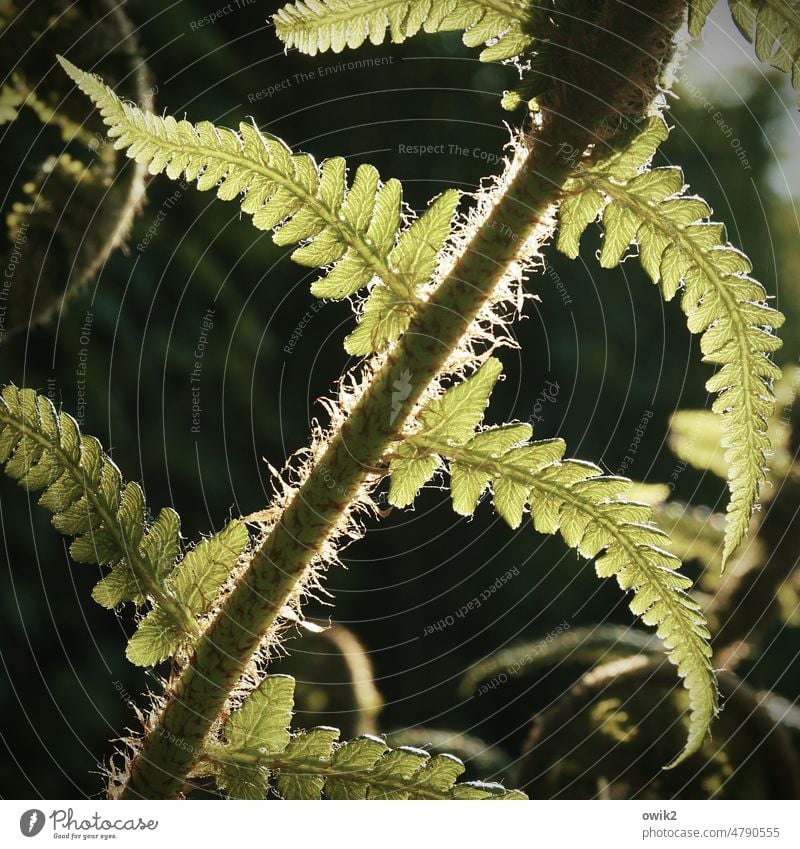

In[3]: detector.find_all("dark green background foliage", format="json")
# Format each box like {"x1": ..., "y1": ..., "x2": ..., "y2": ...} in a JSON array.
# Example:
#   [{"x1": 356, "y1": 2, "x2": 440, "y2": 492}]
[{"x1": 0, "y1": 1, "x2": 797, "y2": 797}]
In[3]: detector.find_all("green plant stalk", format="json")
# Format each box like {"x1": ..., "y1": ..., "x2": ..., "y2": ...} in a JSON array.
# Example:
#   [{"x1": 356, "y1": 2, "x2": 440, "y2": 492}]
[
  {"x1": 119, "y1": 1, "x2": 687, "y2": 799},
  {"x1": 124, "y1": 156, "x2": 555, "y2": 797},
  {"x1": 120, "y1": 130, "x2": 582, "y2": 800}
]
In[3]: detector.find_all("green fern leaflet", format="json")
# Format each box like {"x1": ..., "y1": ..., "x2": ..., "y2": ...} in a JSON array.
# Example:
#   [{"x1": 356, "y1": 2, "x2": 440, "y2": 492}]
[
  {"x1": 386, "y1": 359, "x2": 718, "y2": 765},
  {"x1": 0, "y1": 385, "x2": 250, "y2": 667},
  {"x1": 557, "y1": 115, "x2": 784, "y2": 566},
  {"x1": 211, "y1": 674, "x2": 527, "y2": 799},
  {"x1": 690, "y1": 1, "x2": 800, "y2": 104},
  {"x1": 58, "y1": 57, "x2": 460, "y2": 355},
  {"x1": 730, "y1": 0, "x2": 800, "y2": 103},
  {"x1": 688, "y1": 0, "x2": 719, "y2": 36},
  {"x1": 273, "y1": 0, "x2": 539, "y2": 62}
]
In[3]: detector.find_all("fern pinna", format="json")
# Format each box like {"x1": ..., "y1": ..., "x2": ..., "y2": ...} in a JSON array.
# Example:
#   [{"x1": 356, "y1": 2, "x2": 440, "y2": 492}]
[
  {"x1": 210, "y1": 675, "x2": 525, "y2": 800},
  {"x1": 273, "y1": 0, "x2": 543, "y2": 62},
  {"x1": 557, "y1": 115, "x2": 784, "y2": 564},
  {"x1": 57, "y1": 56, "x2": 457, "y2": 356},
  {"x1": 0, "y1": 385, "x2": 249, "y2": 662},
  {"x1": 386, "y1": 359, "x2": 716, "y2": 762},
  {"x1": 1, "y1": 0, "x2": 790, "y2": 799}
]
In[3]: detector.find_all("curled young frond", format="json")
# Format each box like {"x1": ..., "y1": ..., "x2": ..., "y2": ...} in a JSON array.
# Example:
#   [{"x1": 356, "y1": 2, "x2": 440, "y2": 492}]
[
  {"x1": 210, "y1": 674, "x2": 526, "y2": 799},
  {"x1": 386, "y1": 359, "x2": 719, "y2": 765},
  {"x1": 459, "y1": 624, "x2": 661, "y2": 697},
  {"x1": 0, "y1": 385, "x2": 249, "y2": 667},
  {"x1": 557, "y1": 115, "x2": 784, "y2": 566},
  {"x1": 59, "y1": 57, "x2": 460, "y2": 354},
  {"x1": 273, "y1": 0, "x2": 543, "y2": 62}
]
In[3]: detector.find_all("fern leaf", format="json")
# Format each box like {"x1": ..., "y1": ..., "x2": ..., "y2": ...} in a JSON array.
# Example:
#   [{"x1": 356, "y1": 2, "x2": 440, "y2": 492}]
[
  {"x1": 343, "y1": 188, "x2": 460, "y2": 354},
  {"x1": 388, "y1": 358, "x2": 502, "y2": 507},
  {"x1": 0, "y1": 384, "x2": 253, "y2": 668},
  {"x1": 387, "y1": 361, "x2": 718, "y2": 764},
  {"x1": 226, "y1": 675, "x2": 295, "y2": 752},
  {"x1": 729, "y1": 0, "x2": 800, "y2": 103},
  {"x1": 689, "y1": 0, "x2": 719, "y2": 36},
  {"x1": 58, "y1": 57, "x2": 460, "y2": 354},
  {"x1": 126, "y1": 521, "x2": 249, "y2": 666},
  {"x1": 273, "y1": 0, "x2": 537, "y2": 62},
  {"x1": 556, "y1": 115, "x2": 784, "y2": 565},
  {"x1": 419, "y1": 356, "x2": 503, "y2": 442},
  {"x1": 60, "y1": 58, "x2": 460, "y2": 356},
  {"x1": 388, "y1": 451, "x2": 440, "y2": 508},
  {"x1": 344, "y1": 285, "x2": 415, "y2": 355},
  {"x1": 0, "y1": 386, "x2": 190, "y2": 626},
  {"x1": 124, "y1": 609, "x2": 185, "y2": 669},
  {"x1": 92, "y1": 508, "x2": 181, "y2": 608},
  {"x1": 212, "y1": 674, "x2": 526, "y2": 799},
  {"x1": 391, "y1": 190, "x2": 461, "y2": 290},
  {"x1": 669, "y1": 409, "x2": 731, "y2": 481},
  {"x1": 168, "y1": 521, "x2": 249, "y2": 615}
]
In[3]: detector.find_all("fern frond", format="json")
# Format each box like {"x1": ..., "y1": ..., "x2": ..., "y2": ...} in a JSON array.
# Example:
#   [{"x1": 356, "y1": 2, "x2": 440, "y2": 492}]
[
  {"x1": 729, "y1": 0, "x2": 800, "y2": 103},
  {"x1": 388, "y1": 358, "x2": 504, "y2": 506},
  {"x1": 125, "y1": 520, "x2": 249, "y2": 666},
  {"x1": 211, "y1": 674, "x2": 526, "y2": 799},
  {"x1": 344, "y1": 285, "x2": 415, "y2": 355},
  {"x1": 385, "y1": 727, "x2": 513, "y2": 778},
  {"x1": 0, "y1": 385, "x2": 250, "y2": 667},
  {"x1": 344, "y1": 189, "x2": 460, "y2": 353},
  {"x1": 58, "y1": 57, "x2": 460, "y2": 354},
  {"x1": 387, "y1": 359, "x2": 718, "y2": 765},
  {"x1": 0, "y1": 386, "x2": 187, "y2": 622},
  {"x1": 273, "y1": 0, "x2": 540, "y2": 62},
  {"x1": 557, "y1": 115, "x2": 784, "y2": 565}
]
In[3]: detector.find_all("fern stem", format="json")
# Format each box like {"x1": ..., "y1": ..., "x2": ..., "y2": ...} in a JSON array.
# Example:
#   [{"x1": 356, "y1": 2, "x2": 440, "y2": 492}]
[
  {"x1": 119, "y1": 1, "x2": 688, "y2": 798},
  {"x1": 120, "y1": 133, "x2": 584, "y2": 800}
]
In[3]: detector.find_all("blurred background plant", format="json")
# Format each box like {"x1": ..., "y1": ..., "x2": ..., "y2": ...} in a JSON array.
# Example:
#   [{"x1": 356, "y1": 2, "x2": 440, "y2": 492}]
[
  {"x1": 0, "y1": 0, "x2": 151, "y2": 337},
  {"x1": 0, "y1": 1, "x2": 797, "y2": 798}
]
